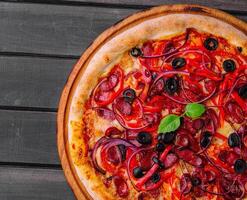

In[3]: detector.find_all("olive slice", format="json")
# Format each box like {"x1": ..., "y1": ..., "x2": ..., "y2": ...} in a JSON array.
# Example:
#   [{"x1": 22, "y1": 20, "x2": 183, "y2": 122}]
[
  {"x1": 191, "y1": 177, "x2": 202, "y2": 186},
  {"x1": 130, "y1": 47, "x2": 142, "y2": 57},
  {"x1": 158, "y1": 132, "x2": 176, "y2": 144},
  {"x1": 238, "y1": 84, "x2": 247, "y2": 99},
  {"x1": 123, "y1": 88, "x2": 136, "y2": 103},
  {"x1": 165, "y1": 77, "x2": 179, "y2": 95},
  {"x1": 228, "y1": 132, "x2": 241, "y2": 148},
  {"x1": 237, "y1": 46, "x2": 243, "y2": 53},
  {"x1": 223, "y1": 59, "x2": 236, "y2": 72},
  {"x1": 200, "y1": 131, "x2": 212, "y2": 148},
  {"x1": 155, "y1": 142, "x2": 165, "y2": 152},
  {"x1": 151, "y1": 173, "x2": 161, "y2": 183},
  {"x1": 152, "y1": 156, "x2": 165, "y2": 169},
  {"x1": 204, "y1": 37, "x2": 218, "y2": 51},
  {"x1": 133, "y1": 167, "x2": 145, "y2": 178},
  {"x1": 234, "y1": 159, "x2": 246, "y2": 174},
  {"x1": 172, "y1": 57, "x2": 186, "y2": 69},
  {"x1": 137, "y1": 132, "x2": 152, "y2": 145}
]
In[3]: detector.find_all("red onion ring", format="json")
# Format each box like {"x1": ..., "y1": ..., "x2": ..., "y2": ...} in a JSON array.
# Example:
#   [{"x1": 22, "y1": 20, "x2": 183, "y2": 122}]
[
  {"x1": 181, "y1": 79, "x2": 218, "y2": 104},
  {"x1": 140, "y1": 29, "x2": 190, "y2": 59},
  {"x1": 150, "y1": 71, "x2": 190, "y2": 104},
  {"x1": 223, "y1": 74, "x2": 246, "y2": 106},
  {"x1": 199, "y1": 186, "x2": 224, "y2": 196},
  {"x1": 91, "y1": 137, "x2": 108, "y2": 174}
]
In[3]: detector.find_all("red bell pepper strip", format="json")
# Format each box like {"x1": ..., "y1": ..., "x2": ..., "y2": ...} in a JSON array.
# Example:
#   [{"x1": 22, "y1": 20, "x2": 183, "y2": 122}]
[
  {"x1": 135, "y1": 145, "x2": 172, "y2": 189},
  {"x1": 231, "y1": 91, "x2": 247, "y2": 112}
]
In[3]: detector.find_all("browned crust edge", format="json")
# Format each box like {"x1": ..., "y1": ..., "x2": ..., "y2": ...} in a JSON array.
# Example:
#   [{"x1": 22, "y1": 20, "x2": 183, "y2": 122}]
[{"x1": 57, "y1": 4, "x2": 247, "y2": 200}]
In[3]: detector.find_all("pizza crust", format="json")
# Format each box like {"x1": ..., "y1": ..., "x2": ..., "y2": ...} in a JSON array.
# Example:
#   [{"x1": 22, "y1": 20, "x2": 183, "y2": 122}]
[{"x1": 58, "y1": 5, "x2": 247, "y2": 200}]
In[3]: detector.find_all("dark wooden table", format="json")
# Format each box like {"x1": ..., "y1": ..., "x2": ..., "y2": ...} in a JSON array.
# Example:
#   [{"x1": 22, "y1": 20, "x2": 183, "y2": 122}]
[{"x1": 0, "y1": 0, "x2": 246, "y2": 199}]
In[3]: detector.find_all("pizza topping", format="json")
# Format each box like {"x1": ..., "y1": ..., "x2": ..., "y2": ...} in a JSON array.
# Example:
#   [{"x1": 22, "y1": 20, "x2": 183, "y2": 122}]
[
  {"x1": 171, "y1": 57, "x2": 186, "y2": 69},
  {"x1": 133, "y1": 167, "x2": 145, "y2": 178},
  {"x1": 158, "y1": 132, "x2": 176, "y2": 144},
  {"x1": 88, "y1": 29, "x2": 247, "y2": 199},
  {"x1": 113, "y1": 176, "x2": 129, "y2": 197},
  {"x1": 150, "y1": 173, "x2": 160, "y2": 183},
  {"x1": 176, "y1": 149, "x2": 203, "y2": 167},
  {"x1": 123, "y1": 88, "x2": 136, "y2": 103},
  {"x1": 164, "y1": 77, "x2": 179, "y2": 95},
  {"x1": 137, "y1": 132, "x2": 152, "y2": 145},
  {"x1": 155, "y1": 142, "x2": 165, "y2": 152},
  {"x1": 238, "y1": 84, "x2": 247, "y2": 99},
  {"x1": 200, "y1": 131, "x2": 212, "y2": 149},
  {"x1": 163, "y1": 153, "x2": 178, "y2": 168},
  {"x1": 192, "y1": 118, "x2": 204, "y2": 130},
  {"x1": 130, "y1": 47, "x2": 143, "y2": 57},
  {"x1": 228, "y1": 132, "x2": 241, "y2": 148},
  {"x1": 152, "y1": 157, "x2": 165, "y2": 169},
  {"x1": 223, "y1": 59, "x2": 236, "y2": 72},
  {"x1": 180, "y1": 174, "x2": 192, "y2": 194},
  {"x1": 191, "y1": 177, "x2": 202, "y2": 186},
  {"x1": 204, "y1": 37, "x2": 218, "y2": 51},
  {"x1": 234, "y1": 159, "x2": 246, "y2": 174}
]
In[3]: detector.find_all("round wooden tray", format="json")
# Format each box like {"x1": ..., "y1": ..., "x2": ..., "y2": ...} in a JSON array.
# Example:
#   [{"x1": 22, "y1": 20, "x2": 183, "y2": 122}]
[{"x1": 57, "y1": 4, "x2": 247, "y2": 200}]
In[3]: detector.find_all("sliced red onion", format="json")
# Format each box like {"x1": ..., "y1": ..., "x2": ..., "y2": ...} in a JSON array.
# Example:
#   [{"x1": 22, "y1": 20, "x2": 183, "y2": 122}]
[
  {"x1": 180, "y1": 173, "x2": 192, "y2": 195},
  {"x1": 181, "y1": 79, "x2": 217, "y2": 104},
  {"x1": 101, "y1": 138, "x2": 137, "y2": 153},
  {"x1": 91, "y1": 137, "x2": 108, "y2": 174},
  {"x1": 203, "y1": 152, "x2": 229, "y2": 174},
  {"x1": 224, "y1": 74, "x2": 246, "y2": 106},
  {"x1": 140, "y1": 30, "x2": 190, "y2": 59},
  {"x1": 199, "y1": 186, "x2": 224, "y2": 196}
]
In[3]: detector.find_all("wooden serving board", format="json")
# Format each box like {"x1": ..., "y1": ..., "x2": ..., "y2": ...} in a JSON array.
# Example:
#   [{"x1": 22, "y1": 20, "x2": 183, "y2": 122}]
[{"x1": 57, "y1": 4, "x2": 247, "y2": 200}]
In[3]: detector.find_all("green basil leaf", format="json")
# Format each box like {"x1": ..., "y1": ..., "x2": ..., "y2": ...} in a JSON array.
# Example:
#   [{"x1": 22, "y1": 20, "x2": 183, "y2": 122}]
[
  {"x1": 158, "y1": 114, "x2": 181, "y2": 133},
  {"x1": 185, "y1": 103, "x2": 206, "y2": 119}
]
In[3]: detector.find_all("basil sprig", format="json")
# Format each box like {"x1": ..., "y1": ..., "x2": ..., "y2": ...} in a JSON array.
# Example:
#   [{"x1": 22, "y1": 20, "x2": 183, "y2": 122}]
[{"x1": 158, "y1": 103, "x2": 206, "y2": 134}]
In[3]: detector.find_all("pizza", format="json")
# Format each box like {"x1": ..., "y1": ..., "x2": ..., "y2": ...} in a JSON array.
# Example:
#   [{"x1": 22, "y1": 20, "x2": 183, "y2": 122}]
[{"x1": 57, "y1": 5, "x2": 247, "y2": 200}]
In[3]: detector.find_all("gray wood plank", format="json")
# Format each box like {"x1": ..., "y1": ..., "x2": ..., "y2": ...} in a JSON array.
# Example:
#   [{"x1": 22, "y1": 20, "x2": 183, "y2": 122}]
[
  {"x1": 0, "y1": 110, "x2": 59, "y2": 164},
  {"x1": 59, "y1": 0, "x2": 247, "y2": 13},
  {"x1": 0, "y1": 2, "x2": 135, "y2": 56},
  {"x1": 0, "y1": 166, "x2": 75, "y2": 200},
  {"x1": 0, "y1": 56, "x2": 76, "y2": 109},
  {"x1": 0, "y1": 2, "x2": 246, "y2": 57}
]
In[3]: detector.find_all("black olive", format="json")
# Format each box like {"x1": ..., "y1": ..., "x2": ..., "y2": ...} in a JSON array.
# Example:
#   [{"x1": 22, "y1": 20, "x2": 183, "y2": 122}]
[
  {"x1": 234, "y1": 159, "x2": 246, "y2": 174},
  {"x1": 228, "y1": 132, "x2": 241, "y2": 148},
  {"x1": 172, "y1": 57, "x2": 186, "y2": 69},
  {"x1": 158, "y1": 132, "x2": 176, "y2": 144},
  {"x1": 152, "y1": 72, "x2": 157, "y2": 80},
  {"x1": 133, "y1": 167, "x2": 145, "y2": 178},
  {"x1": 191, "y1": 177, "x2": 201, "y2": 186},
  {"x1": 130, "y1": 47, "x2": 142, "y2": 57},
  {"x1": 204, "y1": 37, "x2": 218, "y2": 51},
  {"x1": 152, "y1": 156, "x2": 165, "y2": 169},
  {"x1": 237, "y1": 46, "x2": 243, "y2": 53},
  {"x1": 123, "y1": 88, "x2": 136, "y2": 103},
  {"x1": 118, "y1": 144, "x2": 126, "y2": 161},
  {"x1": 238, "y1": 84, "x2": 247, "y2": 99},
  {"x1": 151, "y1": 173, "x2": 161, "y2": 183},
  {"x1": 155, "y1": 142, "x2": 165, "y2": 152},
  {"x1": 223, "y1": 59, "x2": 236, "y2": 72},
  {"x1": 200, "y1": 131, "x2": 212, "y2": 148},
  {"x1": 165, "y1": 77, "x2": 179, "y2": 95},
  {"x1": 137, "y1": 132, "x2": 152, "y2": 145}
]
